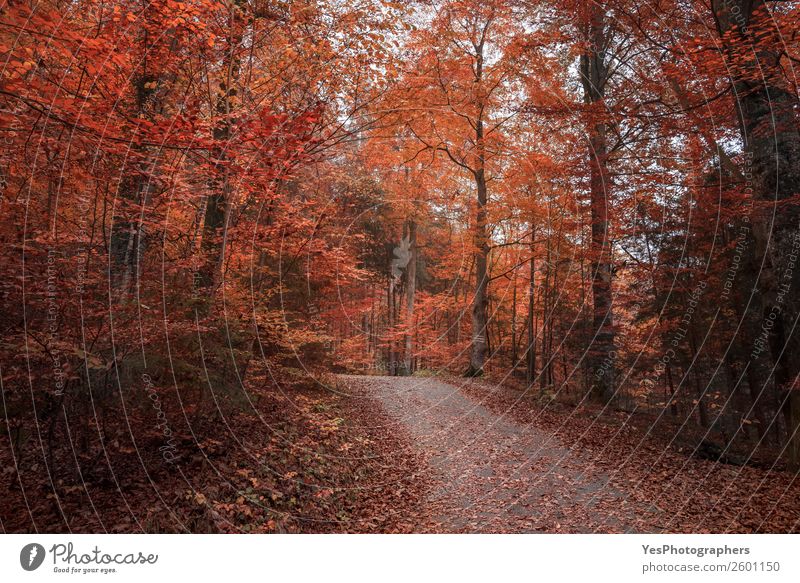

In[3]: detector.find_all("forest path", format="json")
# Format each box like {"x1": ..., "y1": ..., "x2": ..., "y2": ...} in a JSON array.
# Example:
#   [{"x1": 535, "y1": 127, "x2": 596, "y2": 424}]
[{"x1": 339, "y1": 374, "x2": 641, "y2": 533}]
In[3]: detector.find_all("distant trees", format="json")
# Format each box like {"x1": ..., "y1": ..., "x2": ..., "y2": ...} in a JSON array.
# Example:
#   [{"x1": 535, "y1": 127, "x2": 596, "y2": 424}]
[
  {"x1": 328, "y1": 0, "x2": 800, "y2": 469},
  {"x1": 382, "y1": 0, "x2": 539, "y2": 376}
]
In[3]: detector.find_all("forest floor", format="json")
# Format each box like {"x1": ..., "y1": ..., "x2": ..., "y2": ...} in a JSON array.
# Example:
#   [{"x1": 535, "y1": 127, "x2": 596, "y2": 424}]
[
  {"x1": 3, "y1": 372, "x2": 799, "y2": 533},
  {"x1": 338, "y1": 374, "x2": 800, "y2": 533}
]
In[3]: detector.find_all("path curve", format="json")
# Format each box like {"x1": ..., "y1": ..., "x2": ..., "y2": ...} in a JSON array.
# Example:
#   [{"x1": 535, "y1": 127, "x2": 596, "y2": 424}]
[{"x1": 340, "y1": 374, "x2": 642, "y2": 533}]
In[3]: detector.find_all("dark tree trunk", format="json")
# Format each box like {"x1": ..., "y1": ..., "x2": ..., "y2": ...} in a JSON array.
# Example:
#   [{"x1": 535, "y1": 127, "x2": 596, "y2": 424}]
[
  {"x1": 467, "y1": 166, "x2": 489, "y2": 376},
  {"x1": 580, "y1": 3, "x2": 616, "y2": 405},
  {"x1": 712, "y1": 0, "x2": 800, "y2": 468},
  {"x1": 527, "y1": 247, "x2": 537, "y2": 385},
  {"x1": 402, "y1": 220, "x2": 417, "y2": 376},
  {"x1": 511, "y1": 265, "x2": 518, "y2": 369},
  {"x1": 199, "y1": 3, "x2": 241, "y2": 296},
  {"x1": 466, "y1": 38, "x2": 490, "y2": 377},
  {"x1": 110, "y1": 71, "x2": 161, "y2": 295}
]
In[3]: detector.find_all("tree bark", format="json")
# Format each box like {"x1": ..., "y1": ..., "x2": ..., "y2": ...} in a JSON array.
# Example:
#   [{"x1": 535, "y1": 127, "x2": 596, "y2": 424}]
[
  {"x1": 580, "y1": 3, "x2": 616, "y2": 405},
  {"x1": 712, "y1": 0, "x2": 800, "y2": 468},
  {"x1": 466, "y1": 38, "x2": 489, "y2": 377},
  {"x1": 467, "y1": 166, "x2": 489, "y2": 376},
  {"x1": 110, "y1": 73, "x2": 160, "y2": 295},
  {"x1": 511, "y1": 266, "x2": 518, "y2": 369},
  {"x1": 402, "y1": 220, "x2": 417, "y2": 376},
  {"x1": 199, "y1": 0, "x2": 241, "y2": 295}
]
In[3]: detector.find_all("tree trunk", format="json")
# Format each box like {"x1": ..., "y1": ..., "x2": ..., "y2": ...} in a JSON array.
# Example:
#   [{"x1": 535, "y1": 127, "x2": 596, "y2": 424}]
[
  {"x1": 387, "y1": 275, "x2": 395, "y2": 375},
  {"x1": 402, "y1": 220, "x2": 417, "y2": 376},
  {"x1": 540, "y1": 242, "x2": 550, "y2": 393},
  {"x1": 110, "y1": 72, "x2": 160, "y2": 295},
  {"x1": 580, "y1": 3, "x2": 616, "y2": 405},
  {"x1": 527, "y1": 248, "x2": 537, "y2": 385},
  {"x1": 199, "y1": 1, "x2": 241, "y2": 296},
  {"x1": 465, "y1": 36, "x2": 490, "y2": 377},
  {"x1": 712, "y1": 0, "x2": 800, "y2": 468},
  {"x1": 511, "y1": 266, "x2": 518, "y2": 369},
  {"x1": 467, "y1": 166, "x2": 489, "y2": 376}
]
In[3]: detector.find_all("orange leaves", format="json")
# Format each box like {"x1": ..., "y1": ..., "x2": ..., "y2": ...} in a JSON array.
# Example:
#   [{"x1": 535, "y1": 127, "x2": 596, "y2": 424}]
[{"x1": 3, "y1": 58, "x2": 36, "y2": 79}]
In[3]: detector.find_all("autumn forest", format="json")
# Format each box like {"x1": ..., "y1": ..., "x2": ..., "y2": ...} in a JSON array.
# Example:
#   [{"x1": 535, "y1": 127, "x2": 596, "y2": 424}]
[{"x1": 2, "y1": 0, "x2": 800, "y2": 534}]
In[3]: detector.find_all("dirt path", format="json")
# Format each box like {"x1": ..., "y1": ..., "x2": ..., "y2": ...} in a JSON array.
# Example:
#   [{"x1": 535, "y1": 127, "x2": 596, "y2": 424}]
[{"x1": 339, "y1": 374, "x2": 645, "y2": 533}]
